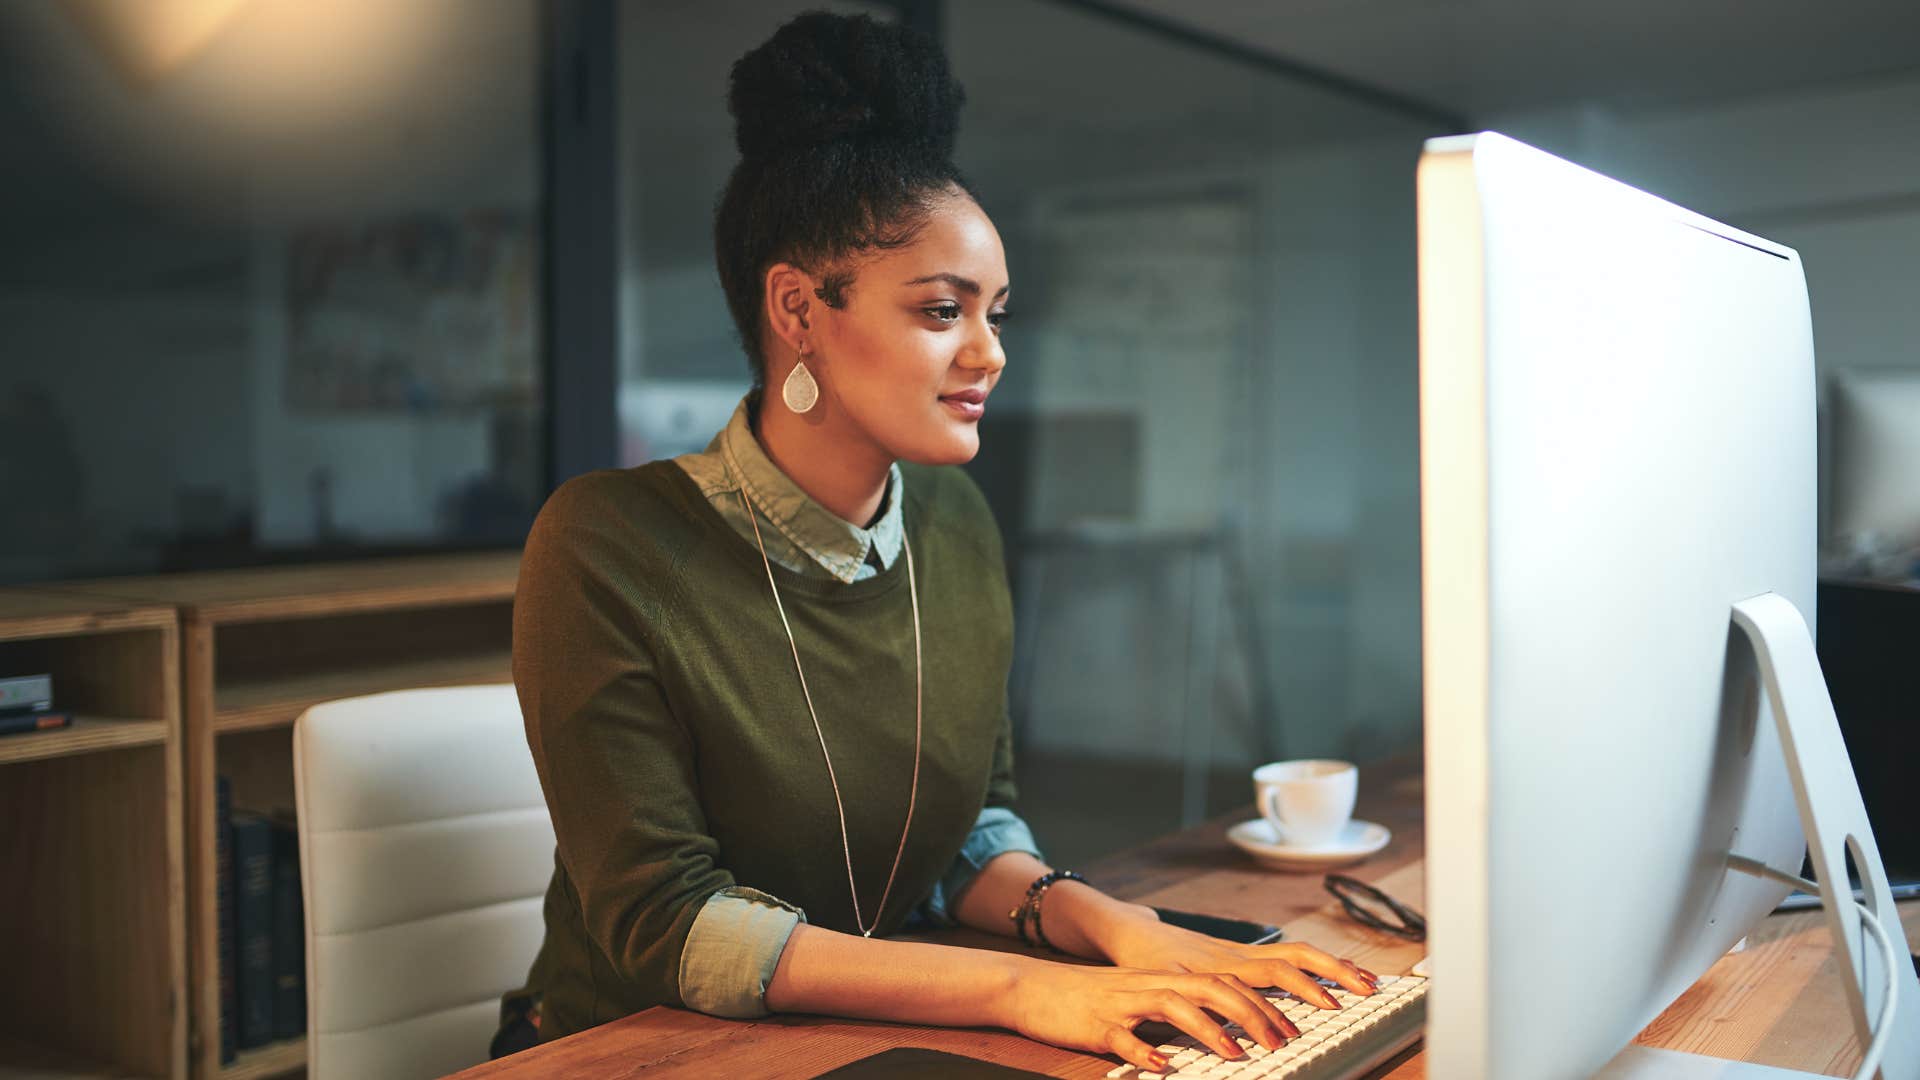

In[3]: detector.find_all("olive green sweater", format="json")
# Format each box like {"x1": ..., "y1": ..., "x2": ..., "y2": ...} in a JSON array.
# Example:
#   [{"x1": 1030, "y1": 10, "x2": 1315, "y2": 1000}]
[{"x1": 513, "y1": 459, "x2": 1017, "y2": 1040}]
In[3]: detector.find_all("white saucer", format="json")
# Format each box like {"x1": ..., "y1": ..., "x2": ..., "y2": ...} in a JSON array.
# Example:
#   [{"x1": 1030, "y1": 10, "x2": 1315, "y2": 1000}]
[{"x1": 1227, "y1": 818, "x2": 1391, "y2": 871}]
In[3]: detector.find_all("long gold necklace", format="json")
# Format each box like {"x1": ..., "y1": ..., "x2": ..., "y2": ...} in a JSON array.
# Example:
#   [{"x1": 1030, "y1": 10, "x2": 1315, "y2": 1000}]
[{"x1": 739, "y1": 489, "x2": 922, "y2": 938}]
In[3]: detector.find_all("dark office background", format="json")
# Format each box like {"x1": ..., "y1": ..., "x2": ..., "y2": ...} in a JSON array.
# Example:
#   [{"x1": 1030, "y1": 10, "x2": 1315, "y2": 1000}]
[{"x1": 5, "y1": 0, "x2": 1918, "y2": 862}]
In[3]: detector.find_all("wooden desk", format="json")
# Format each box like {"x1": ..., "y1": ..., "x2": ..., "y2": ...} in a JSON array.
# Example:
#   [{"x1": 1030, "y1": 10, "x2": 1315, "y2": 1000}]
[{"x1": 448, "y1": 758, "x2": 1917, "y2": 1079}]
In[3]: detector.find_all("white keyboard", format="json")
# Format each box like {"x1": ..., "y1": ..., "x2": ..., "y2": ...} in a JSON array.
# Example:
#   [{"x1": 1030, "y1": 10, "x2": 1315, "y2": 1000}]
[{"x1": 1104, "y1": 974, "x2": 1427, "y2": 1079}]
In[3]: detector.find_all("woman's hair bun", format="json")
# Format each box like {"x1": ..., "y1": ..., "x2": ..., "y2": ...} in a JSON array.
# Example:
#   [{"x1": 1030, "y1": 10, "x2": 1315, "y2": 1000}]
[{"x1": 728, "y1": 11, "x2": 964, "y2": 161}]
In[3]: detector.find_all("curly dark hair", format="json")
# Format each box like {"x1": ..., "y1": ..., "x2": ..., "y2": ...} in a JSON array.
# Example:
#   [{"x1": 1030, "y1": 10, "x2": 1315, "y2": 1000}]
[{"x1": 714, "y1": 11, "x2": 975, "y2": 385}]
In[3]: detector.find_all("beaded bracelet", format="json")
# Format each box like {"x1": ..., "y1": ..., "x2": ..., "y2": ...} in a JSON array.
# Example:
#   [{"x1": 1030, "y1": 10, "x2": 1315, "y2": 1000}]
[{"x1": 1009, "y1": 869, "x2": 1086, "y2": 949}]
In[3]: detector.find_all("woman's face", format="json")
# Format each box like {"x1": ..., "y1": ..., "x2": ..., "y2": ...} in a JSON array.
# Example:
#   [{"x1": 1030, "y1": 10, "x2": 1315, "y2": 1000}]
[{"x1": 811, "y1": 192, "x2": 1009, "y2": 467}]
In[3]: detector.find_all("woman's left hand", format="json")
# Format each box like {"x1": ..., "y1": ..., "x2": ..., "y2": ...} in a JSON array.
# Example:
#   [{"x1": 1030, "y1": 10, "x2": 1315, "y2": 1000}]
[{"x1": 1095, "y1": 912, "x2": 1379, "y2": 1010}]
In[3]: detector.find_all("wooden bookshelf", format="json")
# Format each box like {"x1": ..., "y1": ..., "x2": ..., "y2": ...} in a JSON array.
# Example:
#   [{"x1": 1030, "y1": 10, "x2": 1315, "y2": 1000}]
[
  {"x1": 0, "y1": 590, "x2": 185, "y2": 1080},
  {"x1": 213, "y1": 650, "x2": 513, "y2": 735},
  {"x1": 44, "y1": 551, "x2": 521, "y2": 1080}
]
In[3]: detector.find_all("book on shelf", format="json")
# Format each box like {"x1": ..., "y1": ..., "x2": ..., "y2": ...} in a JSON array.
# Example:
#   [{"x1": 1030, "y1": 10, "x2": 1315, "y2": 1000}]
[
  {"x1": 0, "y1": 711, "x2": 70, "y2": 736},
  {"x1": 217, "y1": 777, "x2": 238, "y2": 1065},
  {"x1": 271, "y1": 816, "x2": 307, "y2": 1040},
  {"x1": 219, "y1": 793, "x2": 310, "y2": 1055},
  {"x1": 232, "y1": 810, "x2": 276, "y2": 1049}
]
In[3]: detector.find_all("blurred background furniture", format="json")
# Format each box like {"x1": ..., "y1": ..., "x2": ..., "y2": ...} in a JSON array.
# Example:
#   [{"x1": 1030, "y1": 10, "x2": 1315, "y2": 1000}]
[
  {"x1": 1815, "y1": 577, "x2": 1920, "y2": 886},
  {"x1": 41, "y1": 552, "x2": 520, "y2": 1079},
  {"x1": 1815, "y1": 366, "x2": 1920, "y2": 891},
  {"x1": 1824, "y1": 367, "x2": 1920, "y2": 568},
  {"x1": 0, "y1": 590, "x2": 185, "y2": 1078}
]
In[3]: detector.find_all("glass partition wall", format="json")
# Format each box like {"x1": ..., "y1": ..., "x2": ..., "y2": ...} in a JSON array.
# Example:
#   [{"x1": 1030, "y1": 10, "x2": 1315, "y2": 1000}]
[
  {"x1": 949, "y1": 3, "x2": 1440, "y2": 858},
  {"x1": 615, "y1": 0, "x2": 1450, "y2": 862},
  {"x1": 0, "y1": 1, "x2": 546, "y2": 584}
]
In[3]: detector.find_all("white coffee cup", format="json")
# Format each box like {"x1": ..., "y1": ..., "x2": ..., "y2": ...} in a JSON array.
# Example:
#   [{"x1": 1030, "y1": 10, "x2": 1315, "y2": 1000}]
[{"x1": 1253, "y1": 759, "x2": 1357, "y2": 848}]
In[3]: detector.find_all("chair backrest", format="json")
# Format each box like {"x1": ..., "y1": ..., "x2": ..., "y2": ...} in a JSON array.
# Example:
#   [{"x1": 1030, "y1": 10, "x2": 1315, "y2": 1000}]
[{"x1": 292, "y1": 684, "x2": 554, "y2": 1080}]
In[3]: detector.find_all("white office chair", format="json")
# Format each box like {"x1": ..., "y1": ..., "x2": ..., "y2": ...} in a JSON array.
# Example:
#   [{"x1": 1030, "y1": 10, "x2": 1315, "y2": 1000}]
[{"x1": 292, "y1": 684, "x2": 554, "y2": 1080}]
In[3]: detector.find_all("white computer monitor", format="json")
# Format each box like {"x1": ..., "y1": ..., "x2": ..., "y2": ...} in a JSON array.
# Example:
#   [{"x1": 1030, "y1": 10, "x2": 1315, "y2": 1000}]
[{"x1": 1416, "y1": 132, "x2": 1918, "y2": 1079}]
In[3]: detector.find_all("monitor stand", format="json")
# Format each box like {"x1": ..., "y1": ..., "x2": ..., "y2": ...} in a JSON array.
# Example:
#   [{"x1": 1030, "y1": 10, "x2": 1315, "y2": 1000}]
[{"x1": 1599, "y1": 592, "x2": 1919, "y2": 1079}]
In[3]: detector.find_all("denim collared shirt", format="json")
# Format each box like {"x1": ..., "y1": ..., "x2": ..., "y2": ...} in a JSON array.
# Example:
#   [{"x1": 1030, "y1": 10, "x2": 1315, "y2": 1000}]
[
  {"x1": 668, "y1": 393, "x2": 1042, "y2": 1018},
  {"x1": 677, "y1": 392, "x2": 907, "y2": 584}
]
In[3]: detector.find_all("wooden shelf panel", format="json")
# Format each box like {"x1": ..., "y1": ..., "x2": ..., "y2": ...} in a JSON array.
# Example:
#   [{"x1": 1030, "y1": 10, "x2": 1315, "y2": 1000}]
[
  {"x1": 0, "y1": 715, "x2": 168, "y2": 766},
  {"x1": 44, "y1": 551, "x2": 519, "y2": 625},
  {"x1": 0, "y1": 590, "x2": 175, "y2": 643},
  {"x1": 0, "y1": 1032, "x2": 124, "y2": 1079},
  {"x1": 213, "y1": 652, "x2": 512, "y2": 734},
  {"x1": 218, "y1": 1037, "x2": 304, "y2": 1080}
]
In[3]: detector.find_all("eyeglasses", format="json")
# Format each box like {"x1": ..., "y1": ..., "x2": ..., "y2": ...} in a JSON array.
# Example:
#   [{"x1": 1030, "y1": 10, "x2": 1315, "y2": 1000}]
[{"x1": 1323, "y1": 873, "x2": 1427, "y2": 942}]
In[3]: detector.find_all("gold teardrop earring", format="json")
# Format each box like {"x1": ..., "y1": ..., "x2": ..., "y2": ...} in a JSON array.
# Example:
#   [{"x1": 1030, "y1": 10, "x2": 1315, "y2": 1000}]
[{"x1": 783, "y1": 341, "x2": 819, "y2": 414}]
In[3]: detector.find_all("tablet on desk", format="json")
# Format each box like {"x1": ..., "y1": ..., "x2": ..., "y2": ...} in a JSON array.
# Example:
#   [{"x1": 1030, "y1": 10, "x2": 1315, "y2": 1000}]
[{"x1": 815, "y1": 1047, "x2": 1055, "y2": 1077}]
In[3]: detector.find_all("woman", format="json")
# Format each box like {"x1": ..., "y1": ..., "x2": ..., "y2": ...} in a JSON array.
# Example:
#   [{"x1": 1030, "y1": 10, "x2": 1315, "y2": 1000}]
[{"x1": 503, "y1": 12, "x2": 1377, "y2": 1073}]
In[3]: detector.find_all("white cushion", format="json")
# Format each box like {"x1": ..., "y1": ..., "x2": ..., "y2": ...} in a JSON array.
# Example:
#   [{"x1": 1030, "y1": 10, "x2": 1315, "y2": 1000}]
[
  {"x1": 293, "y1": 684, "x2": 554, "y2": 1080},
  {"x1": 1828, "y1": 366, "x2": 1920, "y2": 546},
  {"x1": 313, "y1": 1000, "x2": 505, "y2": 1080}
]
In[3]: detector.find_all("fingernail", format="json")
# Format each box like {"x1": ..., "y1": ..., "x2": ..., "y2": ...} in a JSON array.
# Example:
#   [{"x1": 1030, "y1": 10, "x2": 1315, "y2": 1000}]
[{"x1": 1150, "y1": 1053, "x2": 1168, "y2": 1069}]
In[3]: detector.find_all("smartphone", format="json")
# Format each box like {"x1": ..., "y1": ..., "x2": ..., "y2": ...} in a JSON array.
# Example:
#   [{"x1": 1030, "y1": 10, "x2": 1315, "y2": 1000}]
[{"x1": 1153, "y1": 906, "x2": 1283, "y2": 945}]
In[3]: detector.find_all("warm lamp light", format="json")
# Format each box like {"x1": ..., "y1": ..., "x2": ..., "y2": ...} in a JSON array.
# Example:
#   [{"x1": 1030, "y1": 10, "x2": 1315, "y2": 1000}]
[{"x1": 63, "y1": 0, "x2": 255, "y2": 83}]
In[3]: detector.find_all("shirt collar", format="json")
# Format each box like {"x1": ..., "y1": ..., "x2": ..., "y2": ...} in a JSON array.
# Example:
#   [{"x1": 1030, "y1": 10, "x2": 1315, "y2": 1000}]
[{"x1": 717, "y1": 393, "x2": 904, "y2": 585}]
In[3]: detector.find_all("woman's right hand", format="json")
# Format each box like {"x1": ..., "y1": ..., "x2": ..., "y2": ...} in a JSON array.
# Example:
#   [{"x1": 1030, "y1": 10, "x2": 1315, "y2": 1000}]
[{"x1": 1001, "y1": 960, "x2": 1302, "y2": 1072}]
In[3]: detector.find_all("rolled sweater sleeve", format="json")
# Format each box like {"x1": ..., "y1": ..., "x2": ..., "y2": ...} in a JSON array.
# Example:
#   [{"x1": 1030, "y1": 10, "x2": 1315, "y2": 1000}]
[{"x1": 515, "y1": 476, "x2": 802, "y2": 1017}]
